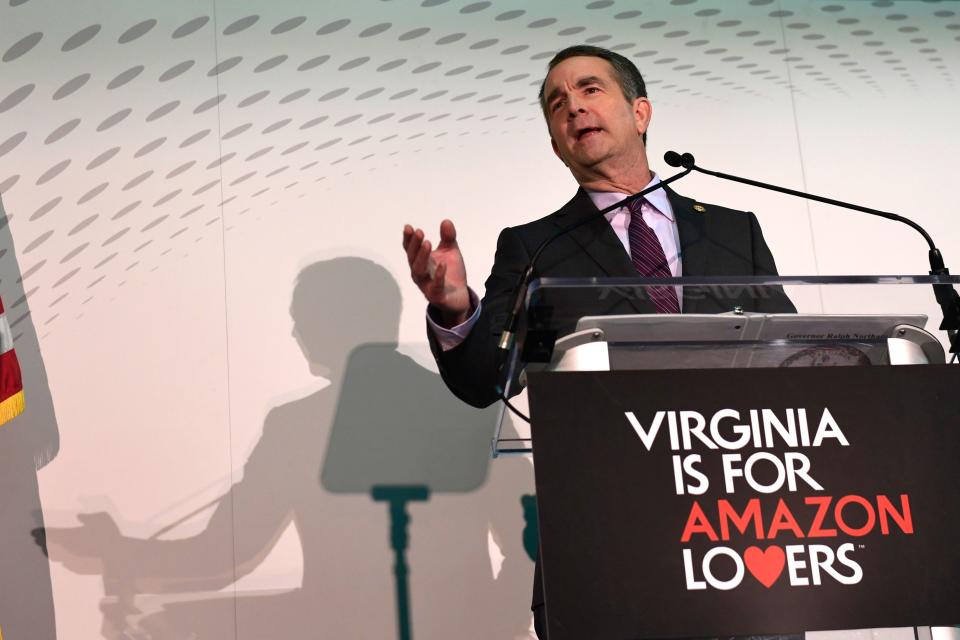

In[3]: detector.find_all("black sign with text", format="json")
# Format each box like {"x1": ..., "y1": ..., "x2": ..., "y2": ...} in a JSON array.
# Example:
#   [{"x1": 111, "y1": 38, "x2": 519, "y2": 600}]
[{"x1": 528, "y1": 365, "x2": 960, "y2": 640}]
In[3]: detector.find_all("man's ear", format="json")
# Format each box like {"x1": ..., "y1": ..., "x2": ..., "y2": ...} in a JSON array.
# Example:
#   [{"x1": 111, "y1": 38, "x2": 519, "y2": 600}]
[{"x1": 632, "y1": 97, "x2": 652, "y2": 137}]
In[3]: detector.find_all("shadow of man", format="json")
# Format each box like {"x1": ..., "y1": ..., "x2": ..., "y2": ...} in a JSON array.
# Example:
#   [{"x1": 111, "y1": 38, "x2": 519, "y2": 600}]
[{"x1": 41, "y1": 257, "x2": 535, "y2": 639}]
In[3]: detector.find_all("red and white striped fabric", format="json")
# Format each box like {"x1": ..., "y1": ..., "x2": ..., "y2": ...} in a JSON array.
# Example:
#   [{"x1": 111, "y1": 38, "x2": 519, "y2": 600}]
[{"x1": 0, "y1": 295, "x2": 24, "y2": 425}]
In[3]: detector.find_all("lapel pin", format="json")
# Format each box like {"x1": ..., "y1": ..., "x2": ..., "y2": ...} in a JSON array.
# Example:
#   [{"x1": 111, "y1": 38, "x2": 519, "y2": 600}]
[{"x1": 693, "y1": 204, "x2": 706, "y2": 213}]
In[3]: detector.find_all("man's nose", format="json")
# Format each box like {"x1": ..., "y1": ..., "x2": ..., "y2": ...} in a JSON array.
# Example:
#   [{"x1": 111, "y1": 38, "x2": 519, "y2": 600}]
[{"x1": 565, "y1": 97, "x2": 586, "y2": 118}]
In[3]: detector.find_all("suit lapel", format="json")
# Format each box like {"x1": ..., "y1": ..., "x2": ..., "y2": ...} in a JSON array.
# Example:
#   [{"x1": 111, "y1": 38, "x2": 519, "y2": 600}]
[
  {"x1": 665, "y1": 186, "x2": 708, "y2": 277},
  {"x1": 552, "y1": 188, "x2": 637, "y2": 277}
]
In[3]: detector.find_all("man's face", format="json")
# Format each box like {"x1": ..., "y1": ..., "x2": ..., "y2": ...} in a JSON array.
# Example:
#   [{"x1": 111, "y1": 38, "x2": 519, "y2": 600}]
[{"x1": 542, "y1": 56, "x2": 651, "y2": 179}]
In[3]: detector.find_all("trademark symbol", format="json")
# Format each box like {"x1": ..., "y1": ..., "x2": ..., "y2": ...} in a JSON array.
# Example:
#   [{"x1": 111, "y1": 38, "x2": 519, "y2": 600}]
[{"x1": 858, "y1": 544, "x2": 866, "y2": 550}]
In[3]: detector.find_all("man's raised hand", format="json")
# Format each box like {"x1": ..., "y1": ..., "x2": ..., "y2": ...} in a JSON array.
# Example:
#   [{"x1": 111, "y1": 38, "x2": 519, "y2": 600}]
[{"x1": 403, "y1": 219, "x2": 471, "y2": 328}]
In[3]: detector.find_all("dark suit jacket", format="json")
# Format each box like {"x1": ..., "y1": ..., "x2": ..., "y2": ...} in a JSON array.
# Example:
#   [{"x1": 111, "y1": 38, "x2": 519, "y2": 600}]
[{"x1": 428, "y1": 185, "x2": 796, "y2": 609}]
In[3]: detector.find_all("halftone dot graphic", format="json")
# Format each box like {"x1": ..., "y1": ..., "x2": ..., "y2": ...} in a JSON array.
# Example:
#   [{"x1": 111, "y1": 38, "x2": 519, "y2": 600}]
[
  {"x1": 339, "y1": 57, "x2": 369, "y2": 70},
  {"x1": 159, "y1": 60, "x2": 195, "y2": 82},
  {"x1": 528, "y1": 18, "x2": 557, "y2": 29},
  {"x1": 53, "y1": 74, "x2": 93, "y2": 101},
  {"x1": 422, "y1": 90, "x2": 448, "y2": 99},
  {"x1": 695, "y1": 9, "x2": 720, "y2": 17},
  {"x1": 230, "y1": 172, "x2": 256, "y2": 186},
  {"x1": 37, "y1": 159, "x2": 71, "y2": 185},
  {"x1": 502, "y1": 45, "x2": 528, "y2": 55},
  {"x1": 123, "y1": 171, "x2": 153, "y2": 191},
  {"x1": 194, "y1": 94, "x2": 225, "y2": 113},
  {"x1": 119, "y1": 19, "x2": 157, "y2": 44},
  {"x1": 413, "y1": 61, "x2": 441, "y2": 73},
  {"x1": 586, "y1": 34, "x2": 612, "y2": 43},
  {"x1": 0, "y1": 84, "x2": 35, "y2": 113},
  {"x1": 368, "y1": 113, "x2": 394, "y2": 124},
  {"x1": 62, "y1": 24, "x2": 101, "y2": 52},
  {"x1": 437, "y1": 33, "x2": 466, "y2": 44},
  {"x1": 272, "y1": 16, "x2": 306, "y2": 35},
  {"x1": 319, "y1": 87, "x2": 348, "y2": 101},
  {"x1": 282, "y1": 142, "x2": 309, "y2": 155},
  {"x1": 360, "y1": 23, "x2": 392, "y2": 37},
  {"x1": 245, "y1": 147, "x2": 273, "y2": 161},
  {"x1": 141, "y1": 215, "x2": 168, "y2": 232},
  {"x1": 298, "y1": 55, "x2": 330, "y2": 71},
  {"x1": 451, "y1": 91, "x2": 477, "y2": 100},
  {"x1": 87, "y1": 146, "x2": 121, "y2": 170},
  {"x1": 24, "y1": 230, "x2": 55, "y2": 254},
  {"x1": 206, "y1": 153, "x2": 235, "y2": 169},
  {"x1": 422, "y1": 0, "x2": 450, "y2": 7},
  {"x1": 193, "y1": 180, "x2": 220, "y2": 196},
  {"x1": 0, "y1": 175, "x2": 19, "y2": 192},
  {"x1": 153, "y1": 190, "x2": 180, "y2": 207},
  {"x1": 239, "y1": 90, "x2": 270, "y2": 107},
  {"x1": 134, "y1": 137, "x2": 166, "y2": 158},
  {"x1": 315, "y1": 138, "x2": 341, "y2": 150},
  {"x1": 255, "y1": 55, "x2": 287, "y2": 72},
  {"x1": 335, "y1": 114, "x2": 362, "y2": 126},
  {"x1": 180, "y1": 130, "x2": 210, "y2": 148},
  {"x1": 717, "y1": 20, "x2": 742, "y2": 27},
  {"x1": 61, "y1": 243, "x2": 89, "y2": 263},
  {"x1": 77, "y1": 182, "x2": 108, "y2": 205},
  {"x1": 301, "y1": 116, "x2": 328, "y2": 129},
  {"x1": 30, "y1": 196, "x2": 62, "y2": 221},
  {"x1": 348, "y1": 136, "x2": 371, "y2": 146},
  {"x1": 356, "y1": 88, "x2": 385, "y2": 100},
  {"x1": 391, "y1": 88, "x2": 417, "y2": 99},
  {"x1": 146, "y1": 100, "x2": 179, "y2": 121},
  {"x1": 399, "y1": 27, "x2": 430, "y2": 41},
  {"x1": 53, "y1": 269, "x2": 81, "y2": 288},
  {"x1": 377, "y1": 59, "x2": 406, "y2": 71},
  {"x1": 208, "y1": 56, "x2": 242, "y2": 76},
  {"x1": 462, "y1": 1, "x2": 490, "y2": 12},
  {"x1": 224, "y1": 15, "x2": 260, "y2": 35},
  {"x1": 280, "y1": 88, "x2": 310, "y2": 103},
  {"x1": 471, "y1": 38, "x2": 498, "y2": 49},
  {"x1": 172, "y1": 16, "x2": 210, "y2": 38},
  {"x1": 3, "y1": 32, "x2": 43, "y2": 62},
  {"x1": 19, "y1": 260, "x2": 46, "y2": 280},
  {"x1": 107, "y1": 66, "x2": 144, "y2": 89},
  {"x1": 0, "y1": 132, "x2": 27, "y2": 158},
  {"x1": 263, "y1": 119, "x2": 292, "y2": 133},
  {"x1": 317, "y1": 19, "x2": 351, "y2": 35},
  {"x1": 446, "y1": 66, "x2": 472, "y2": 76}
]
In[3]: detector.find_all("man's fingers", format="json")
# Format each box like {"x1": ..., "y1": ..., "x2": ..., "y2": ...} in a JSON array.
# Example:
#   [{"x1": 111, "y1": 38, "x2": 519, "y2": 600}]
[
  {"x1": 439, "y1": 219, "x2": 457, "y2": 246},
  {"x1": 404, "y1": 227, "x2": 424, "y2": 265},
  {"x1": 411, "y1": 238, "x2": 432, "y2": 282}
]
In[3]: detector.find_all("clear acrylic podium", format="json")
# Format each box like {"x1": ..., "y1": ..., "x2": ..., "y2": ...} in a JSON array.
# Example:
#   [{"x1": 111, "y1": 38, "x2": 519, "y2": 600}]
[{"x1": 493, "y1": 274, "x2": 960, "y2": 640}]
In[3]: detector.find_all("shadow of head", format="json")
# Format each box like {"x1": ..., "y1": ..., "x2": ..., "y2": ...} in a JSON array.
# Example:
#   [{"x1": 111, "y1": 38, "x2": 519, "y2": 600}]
[{"x1": 290, "y1": 257, "x2": 402, "y2": 374}]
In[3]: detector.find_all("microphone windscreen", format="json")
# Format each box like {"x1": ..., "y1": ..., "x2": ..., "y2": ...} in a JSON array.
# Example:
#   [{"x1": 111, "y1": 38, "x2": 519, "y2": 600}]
[{"x1": 664, "y1": 150, "x2": 684, "y2": 167}]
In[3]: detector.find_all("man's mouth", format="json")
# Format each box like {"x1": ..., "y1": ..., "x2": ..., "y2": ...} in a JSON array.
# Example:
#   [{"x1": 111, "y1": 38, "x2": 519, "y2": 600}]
[{"x1": 576, "y1": 127, "x2": 603, "y2": 140}]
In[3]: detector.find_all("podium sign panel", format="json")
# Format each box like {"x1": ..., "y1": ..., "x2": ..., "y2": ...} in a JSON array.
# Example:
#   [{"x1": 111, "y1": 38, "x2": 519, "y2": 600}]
[{"x1": 528, "y1": 365, "x2": 960, "y2": 639}]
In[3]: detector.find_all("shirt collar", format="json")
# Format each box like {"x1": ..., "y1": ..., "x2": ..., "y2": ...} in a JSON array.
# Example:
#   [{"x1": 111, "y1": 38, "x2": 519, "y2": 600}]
[{"x1": 585, "y1": 172, "x2": 675, "y2": 222}]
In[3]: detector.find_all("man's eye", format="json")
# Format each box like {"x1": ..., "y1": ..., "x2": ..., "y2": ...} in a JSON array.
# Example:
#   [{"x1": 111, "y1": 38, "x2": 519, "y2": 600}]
[
  {"x1": 585, "y1": 87, "x2": 600, "y2": 94},
  {"x1": 552, "y1": 100, "x2": 565, "y2": 111}
]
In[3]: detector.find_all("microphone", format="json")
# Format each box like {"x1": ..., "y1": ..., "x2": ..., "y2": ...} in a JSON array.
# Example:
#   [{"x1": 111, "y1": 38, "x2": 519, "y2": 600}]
[
  {"x1": 495, "y1": 166, "x2": 694, "y2": 368},
  {"x1": 663, "y1": 150, "x2": 960, "y2": 353},
  {"x1": 664, "y1": 151, "x2": 695, "y2": 169}
]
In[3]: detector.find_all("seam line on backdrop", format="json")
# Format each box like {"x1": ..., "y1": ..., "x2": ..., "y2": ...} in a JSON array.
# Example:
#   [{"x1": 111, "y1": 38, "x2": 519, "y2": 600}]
[
  {"x1": 210, "y1": 3, "x2": 242, "y2": 638},
  {"x1": 776, "y1": 0, "x2": 825, "y2": 313}
]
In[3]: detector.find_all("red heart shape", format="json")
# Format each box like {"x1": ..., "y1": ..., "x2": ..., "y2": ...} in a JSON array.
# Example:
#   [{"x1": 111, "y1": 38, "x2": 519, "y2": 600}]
[{"x1": 744, "y1": 545, "x2": 785, "y2": 588}]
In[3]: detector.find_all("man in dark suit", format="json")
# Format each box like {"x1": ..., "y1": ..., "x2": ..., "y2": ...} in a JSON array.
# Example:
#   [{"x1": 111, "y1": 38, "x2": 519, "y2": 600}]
[{"x1": 403, "y1": 45, "x2": 796, "y2": 638}]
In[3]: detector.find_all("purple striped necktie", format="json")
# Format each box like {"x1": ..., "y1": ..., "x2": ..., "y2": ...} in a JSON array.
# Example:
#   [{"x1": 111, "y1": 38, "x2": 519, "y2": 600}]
[{"x1": 626, "y1": 198, "x2": 680, "y2": 314}]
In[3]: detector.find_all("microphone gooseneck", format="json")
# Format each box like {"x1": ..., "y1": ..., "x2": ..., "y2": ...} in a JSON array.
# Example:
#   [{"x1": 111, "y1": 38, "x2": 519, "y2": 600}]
[{"x1": 664, "y1": 150, "x2": 960, "y2": 353}]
